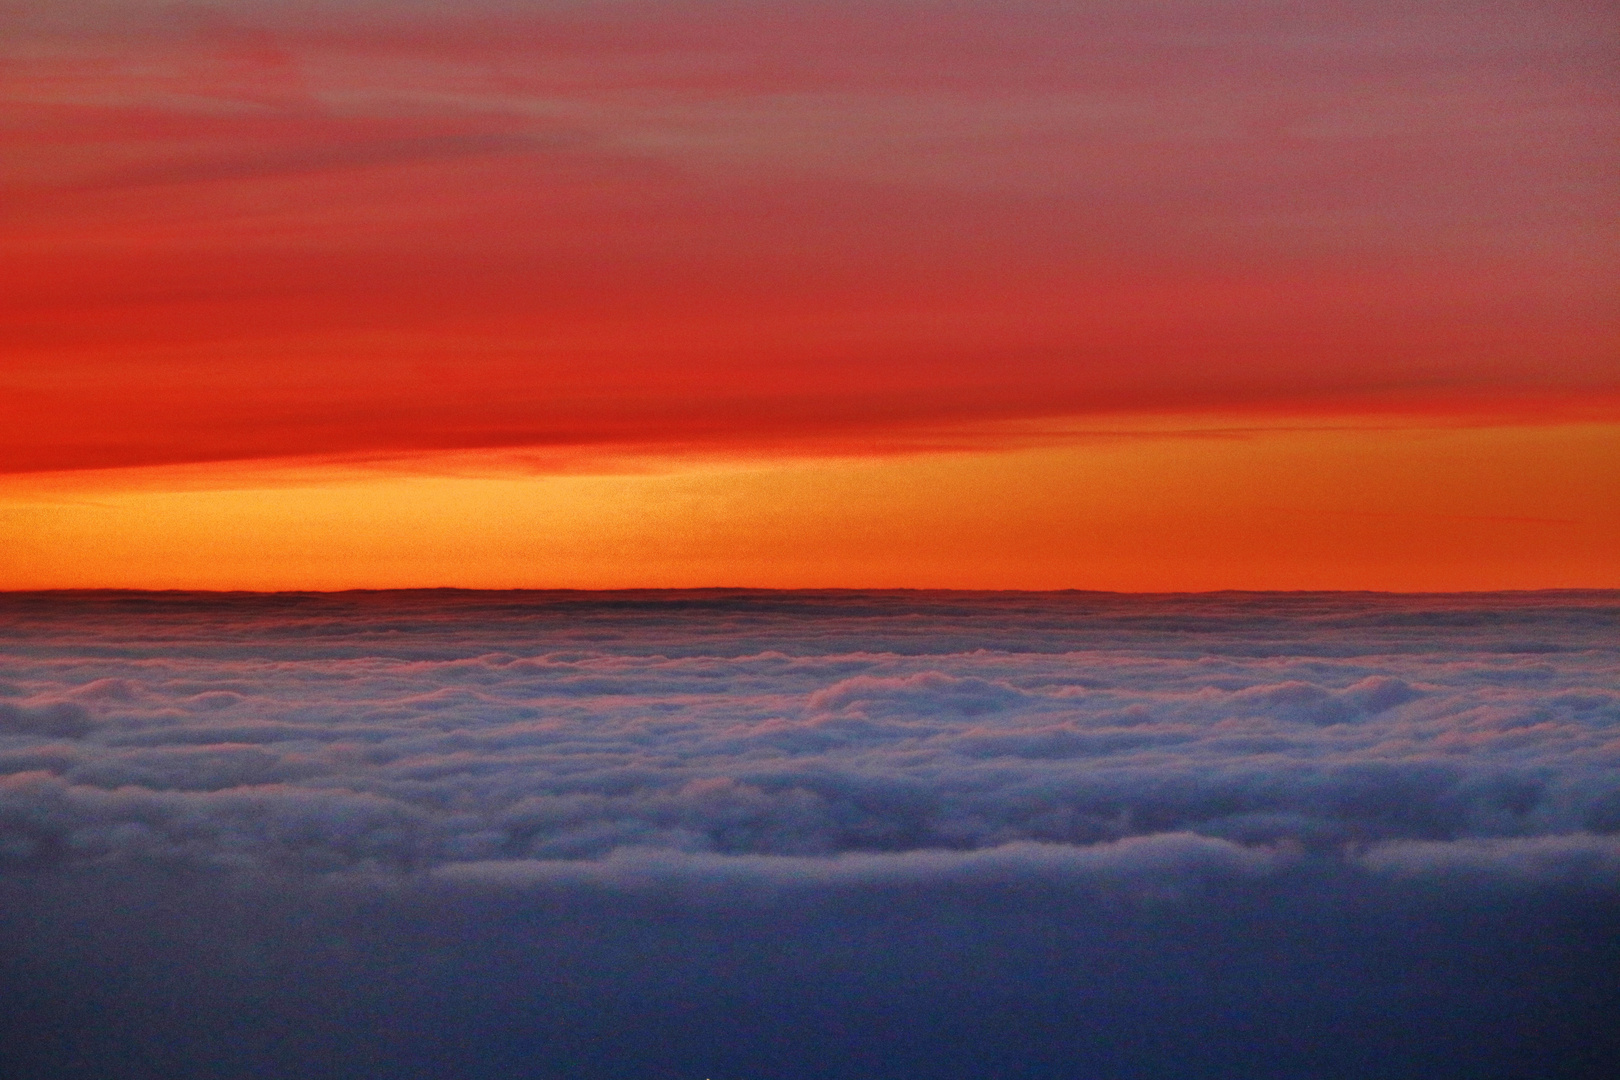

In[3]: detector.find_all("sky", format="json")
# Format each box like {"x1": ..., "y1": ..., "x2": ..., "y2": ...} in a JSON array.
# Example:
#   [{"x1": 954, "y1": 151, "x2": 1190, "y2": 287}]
[
  {"x1": 2, "y1": 0, "x2": 1617, "y2": 589},
  {"x1": 3, "y1": 589, "x2": 1619, "y2": 1077}
]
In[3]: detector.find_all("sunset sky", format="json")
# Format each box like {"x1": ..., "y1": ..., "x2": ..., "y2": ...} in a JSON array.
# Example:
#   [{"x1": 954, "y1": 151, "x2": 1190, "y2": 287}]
[{"x1": 3, "y1": 0, "x2": 1616, "y2": 589}]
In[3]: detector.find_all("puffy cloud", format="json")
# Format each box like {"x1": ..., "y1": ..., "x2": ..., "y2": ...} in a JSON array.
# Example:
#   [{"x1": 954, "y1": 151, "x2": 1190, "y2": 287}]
[
  {"x1": 0, "y1": 589, "x2": 1615, "y2": 875},
  {"x1": 0, "y1": 700, "x2": 95, "y2": 738},
  {"x1": 2, "y1": 590, "x2": 1618, "y2": 1078},
  {"x1": 807, "y1": 672, "x2": 1034, "y2": 717}
]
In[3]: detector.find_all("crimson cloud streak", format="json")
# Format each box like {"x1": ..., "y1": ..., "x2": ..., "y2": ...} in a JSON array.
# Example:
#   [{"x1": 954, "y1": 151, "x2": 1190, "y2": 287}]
[
  {"x1": 4, "y1": 1, "x2": 1617, "y2": 473},
  {"x1": 2, "y1": 591, "x2": 1618, "y2": 1078}
]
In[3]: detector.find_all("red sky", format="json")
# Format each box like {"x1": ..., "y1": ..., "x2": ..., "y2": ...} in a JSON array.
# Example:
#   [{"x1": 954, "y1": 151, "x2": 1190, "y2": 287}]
[{"x1": 2, "y1": 1, "x2": 1616, "y2": 589}]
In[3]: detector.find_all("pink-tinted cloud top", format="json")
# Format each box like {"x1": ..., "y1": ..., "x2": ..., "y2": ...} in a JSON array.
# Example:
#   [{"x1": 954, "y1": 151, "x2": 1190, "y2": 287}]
[
  {"x1": 3, "y1": 590, "x2": 1619, "y2": 1077},
  {"x1": 3, "y1": 589, "x2": 1618, "y2": 872}
]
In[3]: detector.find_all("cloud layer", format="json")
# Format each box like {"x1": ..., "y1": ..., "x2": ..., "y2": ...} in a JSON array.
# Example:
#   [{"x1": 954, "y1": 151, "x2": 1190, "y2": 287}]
[
  {"x1": 5, "y1": 1, "x2": 1615, "y2": 473},
  {"x1": 3, "y1": 590, "x2": 1618, "y2": 1078},
  {"x1": 2, "y1": 589, "x2": 1616, "y2": 879}
]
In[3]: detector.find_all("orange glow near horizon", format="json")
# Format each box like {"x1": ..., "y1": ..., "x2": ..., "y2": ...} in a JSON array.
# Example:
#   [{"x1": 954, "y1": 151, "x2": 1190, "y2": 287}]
[
  {"x1": 4, "y1": 420, "x2": 1615, "y2": 591},
  {"x1": 2, "y1": 2, "x2": 1615, "y2": 590}
]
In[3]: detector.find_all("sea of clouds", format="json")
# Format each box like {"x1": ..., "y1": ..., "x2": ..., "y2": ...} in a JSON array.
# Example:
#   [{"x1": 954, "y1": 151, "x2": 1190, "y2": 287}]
[
  {"x1": 4, "y1": 589, "x2": 1617, "y2": 879},
  {"x1": 3, "y1": 590, "x2": 1617, "y2": 1078}
]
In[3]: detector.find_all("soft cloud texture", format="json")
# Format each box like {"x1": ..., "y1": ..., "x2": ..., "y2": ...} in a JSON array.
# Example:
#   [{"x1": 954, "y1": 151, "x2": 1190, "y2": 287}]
[
  {"x1": 2, "y1": 590, "x2": 1617, "y2": 879},
  {"x1": 5, "y1": 1, "x2": 1615, "y2": 474},
  {"x1": 2, "y1": 590, "x2": 1616, "y2": 1078}
]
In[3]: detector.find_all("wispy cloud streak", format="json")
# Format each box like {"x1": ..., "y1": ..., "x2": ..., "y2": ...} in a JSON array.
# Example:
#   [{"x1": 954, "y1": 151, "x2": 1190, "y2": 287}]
[{"x1": 4, "y1": 1, "x2": 1614, "y2": 473}]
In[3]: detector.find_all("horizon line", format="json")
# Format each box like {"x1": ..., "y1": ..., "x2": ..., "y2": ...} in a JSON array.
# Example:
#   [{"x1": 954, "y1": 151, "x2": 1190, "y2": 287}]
[{"x1": 4, "y1": 586, "x2": 1617, "y2": 599}]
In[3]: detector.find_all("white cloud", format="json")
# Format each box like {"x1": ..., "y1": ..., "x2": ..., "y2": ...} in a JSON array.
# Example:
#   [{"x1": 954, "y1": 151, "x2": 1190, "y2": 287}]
[{"x1": 0, "y1": 591, "x2": 1615, "y2": 879}]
